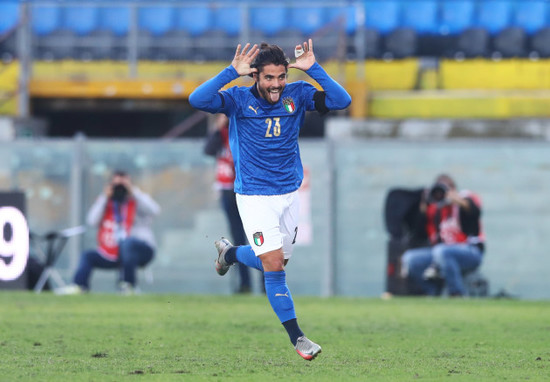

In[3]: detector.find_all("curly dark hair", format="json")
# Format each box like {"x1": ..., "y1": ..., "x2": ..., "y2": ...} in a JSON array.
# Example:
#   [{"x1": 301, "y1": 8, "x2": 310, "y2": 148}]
[{"x1": 250, "y1": 42, "x2": 289, "y2": 73}]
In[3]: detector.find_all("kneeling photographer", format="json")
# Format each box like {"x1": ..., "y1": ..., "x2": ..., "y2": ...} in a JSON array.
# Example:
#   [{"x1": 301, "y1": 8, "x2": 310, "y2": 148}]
[
  {"x1": 400, "y1": 174, "x2": 484, "y2": 296},
  {"x1": 58, "y1": 170, "x2": 160, "y2": 295}
]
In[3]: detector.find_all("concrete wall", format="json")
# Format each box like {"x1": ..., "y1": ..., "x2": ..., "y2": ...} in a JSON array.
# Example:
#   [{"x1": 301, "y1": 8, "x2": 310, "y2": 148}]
[{"x1": 2, "y1": 131, "x2": 550, "y2": 299}]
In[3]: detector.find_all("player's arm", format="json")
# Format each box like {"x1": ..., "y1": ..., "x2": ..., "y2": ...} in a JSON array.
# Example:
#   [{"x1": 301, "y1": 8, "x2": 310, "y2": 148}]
[
  {"x1": 188, "y1": 66, "x2": 238, "y2": 113},
  {"x1": 189, "y1": 43, "x2": 259, "y2": 113},
  {"x1": 289, "y1": 39, "x2": 351, "y2": 111}
]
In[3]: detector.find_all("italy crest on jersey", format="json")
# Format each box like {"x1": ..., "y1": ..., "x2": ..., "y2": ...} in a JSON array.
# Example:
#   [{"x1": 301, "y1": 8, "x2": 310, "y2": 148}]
[
  {"x1": 282, "y1": 97, "x2": 296, "y2": 113},
  {"x1": 253, "y1": 232, "x2": 264, "y2": 246}
]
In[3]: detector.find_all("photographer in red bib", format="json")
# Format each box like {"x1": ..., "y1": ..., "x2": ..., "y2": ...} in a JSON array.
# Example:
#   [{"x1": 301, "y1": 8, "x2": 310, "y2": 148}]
[
  {"x1": 58, "y1": 170, "x2": 160, "y2": 295},
  {"x1": 400, "y1": 174, "x2": 485, "y2": 296}
]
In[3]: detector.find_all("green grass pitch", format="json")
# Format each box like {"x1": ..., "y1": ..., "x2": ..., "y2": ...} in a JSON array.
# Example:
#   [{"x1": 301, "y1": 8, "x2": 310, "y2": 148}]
[{"x1": 1, "y1": 292, "x2": 550, "y2": 381}]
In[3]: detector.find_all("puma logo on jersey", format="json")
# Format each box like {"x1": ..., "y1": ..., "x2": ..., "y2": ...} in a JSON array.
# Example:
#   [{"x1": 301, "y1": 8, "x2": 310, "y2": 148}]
[{"x1": 248, "y1": 105, "x2": 258, "y2": 114}]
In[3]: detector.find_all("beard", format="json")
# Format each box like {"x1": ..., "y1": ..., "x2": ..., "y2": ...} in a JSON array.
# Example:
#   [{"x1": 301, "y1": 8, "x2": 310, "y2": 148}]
[{"x1": 258, "y1": 85, "x2": 284, "y2": 104}]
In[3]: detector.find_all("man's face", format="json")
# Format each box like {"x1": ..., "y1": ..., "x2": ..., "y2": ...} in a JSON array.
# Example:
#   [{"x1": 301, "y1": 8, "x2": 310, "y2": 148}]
[
  {"x1": 111, "y1": 174, "x2": 128, "y2": 186},
  {"x1": 254, "y1": 64, "x2": 287, "y2": 104}
]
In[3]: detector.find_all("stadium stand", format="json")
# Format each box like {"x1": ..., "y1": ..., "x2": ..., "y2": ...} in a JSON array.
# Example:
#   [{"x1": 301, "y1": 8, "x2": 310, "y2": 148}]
[
  {"x1": 0, "y1": 0, "x2": 545, "y2": 62},
  {"x1": 250, "y1": 5, "x2": 287, "y2": 38},
  {"x1": 194, "y1": 4, "x2": 242, "y2": 60},
  {"x1": 3, "y1": 0, "x2": 550, "y2": 120},
  {"x1": 0, "y1": 2, "x2": 18, "y2": 36},
  {"x1": 401, "y1": 0, "x2": 439, "y2": 56},
  {"x1": 439, "y1": 0, "x2": 475, "y2": 57},
  {"x1": 363, "y1": 0, "x2": 401, "y2": 59},
  {"x1": 0, "y1": 1, "x2": 19, "y2": 61},
  {"x1": 138, "y1": 6, "x2": 175, "y2": 60}
]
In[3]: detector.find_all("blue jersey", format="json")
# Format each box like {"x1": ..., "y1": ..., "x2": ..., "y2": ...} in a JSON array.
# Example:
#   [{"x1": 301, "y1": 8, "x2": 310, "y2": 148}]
[
  {"x1": 189, "y1": 62, "x2": 351, "y2": 196},
  {"x1": 220, "y1": 81, "x2": 317, "y2": 195}
]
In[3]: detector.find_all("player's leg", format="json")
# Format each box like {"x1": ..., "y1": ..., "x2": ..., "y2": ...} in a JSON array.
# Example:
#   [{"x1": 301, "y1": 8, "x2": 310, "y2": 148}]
[
  {"x1": 261, "y1": 248, "x2": 302, "y2": 344},
  {"x1": 214, "y1": 239, "x2": 263, "y2": 274},
  {"x1": 276, "y1": 190, "x2": 322, "y2": 360},
  {"x1": 221, "y1": 189, "x2": 252, "y2": 292},
  {"x1": 214, "y1": 193, "x2": 269, "y2": 274}
]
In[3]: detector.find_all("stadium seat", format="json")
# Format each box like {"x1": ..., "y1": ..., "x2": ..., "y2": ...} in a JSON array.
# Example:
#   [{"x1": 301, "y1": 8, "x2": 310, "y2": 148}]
[
  {"x1": 63, "y1": 6, "x2": 99, "y2": 36},
  {"x1": 31, "y1": 4, "x2": 78, "y2": 60},
  {"x1": 212, "y1": 4, "x2": 243, "y2": 37},
  {"x1": 175, "y1": 6, "x2": 212, "y2": 37},
  {"x1": 193, "y1": 5, "x2": 241, "y2": 61},
  {"x1": 37, "y1": 29, "x2": 78, "y2": 60},
  {"x1": 492, "y1": 26, "x2": 526, "y2": 58},
  {"x1": 174, "y1": 7, "x2": 222, "y2": 60},
  {"x1": 90, "y1": 6, "x2": 131, "y2": 60},
  {"x1": 194, "y1": 29, "x2": 237, "y2": 61},
  {"x1": 455, "y1": 27, "x2": 490, "y2": 58},
  {"x1": 323, "y1": 5, "x2": 360, "y2": 60},
  {"x1": 62, "y1": 6, "x2": 102, "y2": 60},
  {"x1": 383, "y1": 28, "x2": 417, "y2": 59},
  {"x1": 476, "y1": 0, "x2": 513, "y2": 36},
  {"x1": 0, "y1": 2, "x2": 19, "y2": 61},
  {"x1": 400, "y1": 0, "x2": 439, "y2": 35},
  {"x1": 400, "y1": 0, "x2": 439, "y2": 57},
  {"x1": 250, "y1": 5, "x2": 287, "y2": 37},
  {"x1": 31, "y1": 5, "x2": 61, "y2": 36},
  {"x1": 363, "y1": 0, "x2": 400, "y2": 35},
  {"x1": 438, "y1": 0, "x2": 476, "y2": 57},
  {"x1": 531, "y1": 28, "x2": 550, "y2": 58},
  {"x1": 514, "y1": 1, "x2": 547, "y2": 35},
  {"x1": 138, "y1": 6, "x2": 174, "y2": 37},
  {"x1": 363, "y1": 28, "x2": 381, "y2": 58},
  {"x1": 159, "y1": 29, "x2": 194, "y2": 60},
  {"x1": 439, "y1": 0, "x2": 475, "y2": 36},
  {"x1": 324, "y1": 4, "x2": 358, "y2": 36},
  {"x1": 275, "y1": 28, "x2": 306, "y2": 57},
  {"x1": 288, "y1": 6, "x2": 326, "y2": 36},
  {"x1": 137, "y1": 6, "x2": 175, "y2": 60},
  {"x1": 97, "y1": 6, "x2": 130, "y2": 37},
  {"x1": 0, "y1": 2, "x2": 19, "y2": 36}
]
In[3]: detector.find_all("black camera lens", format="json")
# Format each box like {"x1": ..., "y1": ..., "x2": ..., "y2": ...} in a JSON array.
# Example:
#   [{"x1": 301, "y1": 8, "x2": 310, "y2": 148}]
[
  {"x1": 111, "y1": 184, "x2": 128, "y2": 202},
  {"x1": 429, "y1": 183, "x2": 448, "y2": 203}
]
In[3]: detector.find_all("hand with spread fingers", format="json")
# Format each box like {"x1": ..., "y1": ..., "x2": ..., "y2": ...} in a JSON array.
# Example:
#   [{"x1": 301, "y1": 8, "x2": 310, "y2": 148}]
[
  {"x1": 289, "y1": 38, "x2": 316, "y2": 72},
  {"x1": 231, "y1": 43, "x2": 260, "y2": 76}
]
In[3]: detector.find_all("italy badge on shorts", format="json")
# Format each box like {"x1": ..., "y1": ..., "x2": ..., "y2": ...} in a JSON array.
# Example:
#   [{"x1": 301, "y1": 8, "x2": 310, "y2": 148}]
[
  {"x1": 253, "y1": 232, "x2": 264, "y2": 246},
  {"x1": 282, "y1": 97, "x2": 296, "y2": 113}
]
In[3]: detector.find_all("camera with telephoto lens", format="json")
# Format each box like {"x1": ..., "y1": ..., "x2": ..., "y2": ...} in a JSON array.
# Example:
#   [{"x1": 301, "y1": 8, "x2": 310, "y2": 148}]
[
  {"x1": 111, "y1": 184, "x2": 128, "y2": 202},
  {"x1": 428, "y1": 182, "x2": 449, "y2": 204}
]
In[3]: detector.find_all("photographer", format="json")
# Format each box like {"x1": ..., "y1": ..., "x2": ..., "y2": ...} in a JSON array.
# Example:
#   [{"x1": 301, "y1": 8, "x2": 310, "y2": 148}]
[
  {"x1": 400, "y1": 174, "x2": 484, "y2": 296},
  {"x1": 58, "y1": 170, "x2": 160, "y2": 295}
]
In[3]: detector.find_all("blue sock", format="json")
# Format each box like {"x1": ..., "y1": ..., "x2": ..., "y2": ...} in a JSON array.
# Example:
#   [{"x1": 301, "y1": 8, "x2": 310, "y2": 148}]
[
  {"x1": 264, "y1": 271, "x2": 302, "y2": 344},
  {"x1": 226, "y1": 245, "x2": 263, "y2": 271}
]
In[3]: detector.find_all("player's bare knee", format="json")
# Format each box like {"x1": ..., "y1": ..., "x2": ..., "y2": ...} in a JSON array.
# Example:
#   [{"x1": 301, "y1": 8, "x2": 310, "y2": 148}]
[{"x1": 260, "y1": 250, "x2": 285, "y2": 272}]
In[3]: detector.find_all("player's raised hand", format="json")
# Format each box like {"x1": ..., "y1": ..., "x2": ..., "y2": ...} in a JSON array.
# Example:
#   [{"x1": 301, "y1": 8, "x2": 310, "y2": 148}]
[
  {"x1": 288, "y1": 39, "x2": 316, "y2": 71},
  {"x1": 231, "y1": 43, "x2": 259, "y2": 76}
]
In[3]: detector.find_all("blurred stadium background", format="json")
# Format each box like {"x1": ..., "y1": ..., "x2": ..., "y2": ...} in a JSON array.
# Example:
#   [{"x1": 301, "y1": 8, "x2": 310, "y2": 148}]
[{"x1": 1, "y1": 0, "x2": 550, "y2": 299}]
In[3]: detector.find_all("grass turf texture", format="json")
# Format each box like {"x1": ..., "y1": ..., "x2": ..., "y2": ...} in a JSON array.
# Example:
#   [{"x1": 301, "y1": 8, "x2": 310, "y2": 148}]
[{"x1": 1, "y1": 293, "x2": 549, "y2": 381}]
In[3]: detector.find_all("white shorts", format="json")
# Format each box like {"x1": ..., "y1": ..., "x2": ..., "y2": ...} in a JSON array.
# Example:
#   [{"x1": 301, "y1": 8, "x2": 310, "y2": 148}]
[{"x1": 236, "y1": 191, "x2": 299, "y2": 259}]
